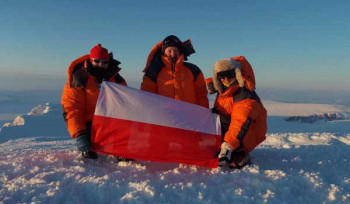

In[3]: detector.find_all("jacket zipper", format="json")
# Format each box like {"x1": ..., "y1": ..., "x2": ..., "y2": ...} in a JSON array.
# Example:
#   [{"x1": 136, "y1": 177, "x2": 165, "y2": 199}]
[{"x1": 172, "y1": 62, "x2": 176, "y2": 97}]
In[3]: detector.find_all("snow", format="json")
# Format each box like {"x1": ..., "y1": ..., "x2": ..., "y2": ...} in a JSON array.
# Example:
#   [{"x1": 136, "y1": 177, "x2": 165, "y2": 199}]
[
  {"x1": 27, "y1": 103, "x2": 51, "y2": 116},
  {"x1": 0, "y1": 101, "x2": 350, "y2": 203},
  {"x1": 2, "y1": 116, "x2": 25, "y2": 127}
]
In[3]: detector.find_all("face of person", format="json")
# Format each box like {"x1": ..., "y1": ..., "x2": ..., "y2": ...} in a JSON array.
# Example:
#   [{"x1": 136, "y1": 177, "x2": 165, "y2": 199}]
[
  {"x1": 220, "y1": 77, "x2": 235, "y2": 87},
  {"x1": 91, "y1": 58, "x2": 109, "y2": 69},
  {"x1": 217, "y1": 69, "x2": 236, "y2": 87},
  {"x1": 164, "y1": 47, "x2": 180, "y2": 59}
]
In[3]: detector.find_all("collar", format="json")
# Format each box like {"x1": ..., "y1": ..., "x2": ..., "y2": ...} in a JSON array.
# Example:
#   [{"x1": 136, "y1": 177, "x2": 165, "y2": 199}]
[
  {"x1": 162, "y1": 54, "x2": 184, "y2": 68},
  {"x1": 220, "y1": 85, "x2": 240, "y2": 97}
]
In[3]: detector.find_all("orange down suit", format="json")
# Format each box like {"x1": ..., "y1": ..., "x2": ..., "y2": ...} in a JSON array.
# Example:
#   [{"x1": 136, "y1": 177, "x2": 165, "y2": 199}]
[
  {"x1": 214, "y1": 85, "x2": 267, "y2": 152},
  {"x1": 141, "y1": 41, "x2": 209, "y2": 108},
  {"x1": 213, "y1": 56, "x2": 266, "y2": 152},
  {"x1": 61, "y1": 55, "x2": 127, "y2": 138}
]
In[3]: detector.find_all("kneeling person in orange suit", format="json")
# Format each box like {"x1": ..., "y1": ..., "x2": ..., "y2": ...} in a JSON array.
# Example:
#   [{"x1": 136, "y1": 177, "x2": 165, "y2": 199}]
[{"x1": 212, "y1": 58, "x2": 267, "y2": 169}]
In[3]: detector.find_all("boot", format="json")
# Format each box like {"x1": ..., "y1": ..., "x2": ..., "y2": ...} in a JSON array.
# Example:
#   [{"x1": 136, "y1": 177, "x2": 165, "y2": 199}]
[{"x1": 229, "y1": 153, "x2": 251, "y2": 169}]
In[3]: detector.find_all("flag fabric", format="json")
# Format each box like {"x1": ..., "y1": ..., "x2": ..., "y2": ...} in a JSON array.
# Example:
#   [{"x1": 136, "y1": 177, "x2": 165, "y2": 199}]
[{"x1": 91, "y1": 82, "x2": 221, "y2": 168}]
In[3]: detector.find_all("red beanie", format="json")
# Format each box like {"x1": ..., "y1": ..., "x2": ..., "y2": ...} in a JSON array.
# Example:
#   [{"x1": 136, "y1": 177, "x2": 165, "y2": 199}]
[{"x1": 90, "y1": 44, "x2": 109, "y2": 60}]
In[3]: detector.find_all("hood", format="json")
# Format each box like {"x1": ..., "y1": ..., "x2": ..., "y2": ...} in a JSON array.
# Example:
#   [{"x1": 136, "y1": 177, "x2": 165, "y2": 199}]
[{"x1": 213, "y1": 58, "x2": 244, "y2": 94}]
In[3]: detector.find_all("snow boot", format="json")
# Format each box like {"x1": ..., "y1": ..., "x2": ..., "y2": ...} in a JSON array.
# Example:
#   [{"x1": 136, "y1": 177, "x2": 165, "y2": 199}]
[
  {"x1": 81, "y1": 150, "x2": 98, "y2": 159},
  {"x1": 228, "y1": 153, "x2": 251, "y2": 169}
]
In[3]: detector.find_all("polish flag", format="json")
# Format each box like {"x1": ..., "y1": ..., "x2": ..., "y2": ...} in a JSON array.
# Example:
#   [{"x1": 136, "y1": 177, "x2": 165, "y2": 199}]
[{"x1": 91, "y1": 82, "x2": 221, "y2": 168}]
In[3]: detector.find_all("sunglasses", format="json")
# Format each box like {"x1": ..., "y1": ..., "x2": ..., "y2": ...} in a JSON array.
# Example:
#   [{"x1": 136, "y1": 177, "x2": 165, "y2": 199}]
[
  {"x1": 92, "y1": 58, "x2": 109, "y2": 65},
  {"x1": 217, "y1": 69, "x2": 236, "y2": 79}
]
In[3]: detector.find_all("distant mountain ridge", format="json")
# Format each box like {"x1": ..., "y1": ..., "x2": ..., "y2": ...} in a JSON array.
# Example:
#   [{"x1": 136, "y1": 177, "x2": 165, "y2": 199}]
[{"x1": 285, "y1": 112, "x2": 348, "y2": 123}]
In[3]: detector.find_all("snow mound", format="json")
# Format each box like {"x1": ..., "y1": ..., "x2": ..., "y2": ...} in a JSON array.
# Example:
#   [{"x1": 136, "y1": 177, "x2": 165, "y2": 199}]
[
  {"x1": 27, "y1": 103, "x2": 51, "y2": 116},
  {"x1": 2, "y1": 115, "x2": 25, "y2": 128},
  {"x1": 0, "y1": 133, "x2": 349, "y2": 203},
  {"x1": 0, "y1": 103, "x2": 68, "y2": 143},
  {"x1": 1, "y1": 103, "x2": 53, "y2": 130}
]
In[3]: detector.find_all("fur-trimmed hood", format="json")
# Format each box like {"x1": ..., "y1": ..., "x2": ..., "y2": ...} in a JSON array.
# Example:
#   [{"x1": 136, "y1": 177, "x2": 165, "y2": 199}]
[{"x1": 213, "y1": 58, "x2": 244, "y2": 94}]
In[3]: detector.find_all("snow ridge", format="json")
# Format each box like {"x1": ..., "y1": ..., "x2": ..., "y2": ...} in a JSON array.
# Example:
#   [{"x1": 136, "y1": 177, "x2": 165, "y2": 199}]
[
  {"x1": 285, "y1": 112, "x2": 348, "y2": 123},
  {"x1": 27, "y1": 103, "x2": 51, "y2": 116},
  {"x1": 2, "y1": 115, "x2": 25, "y2": 128},
  {"x1": 0, "y1": 103, "x2": 68, "y2": 143},
  {"x1": 1, "y1": 103, "x2": 53, "y2": 131}
]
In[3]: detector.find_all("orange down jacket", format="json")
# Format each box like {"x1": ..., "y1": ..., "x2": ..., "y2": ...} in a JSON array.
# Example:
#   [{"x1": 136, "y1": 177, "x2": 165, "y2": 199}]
[
  {"x1": 141, "y1": 41, "x2": 209, "y2": 108},
  {"x1": 61, "y1": 54, "x2": 127, "y2": 138},
  {"x1": 214, "y1": 85, "x2": 267, "y2": 152}
]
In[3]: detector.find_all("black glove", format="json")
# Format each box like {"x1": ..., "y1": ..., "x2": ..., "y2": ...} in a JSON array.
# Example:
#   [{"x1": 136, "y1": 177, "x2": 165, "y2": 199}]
[
  {"x1": 76, "y1": 132, "x2": 90, "y2": 152},
  {"x1": 76, "y1": 132, "x2": 98, "y2": 159}
]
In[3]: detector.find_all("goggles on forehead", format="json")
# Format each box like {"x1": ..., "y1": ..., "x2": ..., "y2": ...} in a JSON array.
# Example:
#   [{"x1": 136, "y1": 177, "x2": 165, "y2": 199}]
[
  {"x1": 91, "y1": 58, "x2": 109, "y2": 65},
  {"x1": 217, "y1": 69, "x2": 235, "y2": 79}
]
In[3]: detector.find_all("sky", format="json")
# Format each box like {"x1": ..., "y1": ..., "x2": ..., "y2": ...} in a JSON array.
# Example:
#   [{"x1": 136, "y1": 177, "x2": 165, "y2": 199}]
[{"x1": 0, "y1": 0, "x2": 350, "y2": 91}]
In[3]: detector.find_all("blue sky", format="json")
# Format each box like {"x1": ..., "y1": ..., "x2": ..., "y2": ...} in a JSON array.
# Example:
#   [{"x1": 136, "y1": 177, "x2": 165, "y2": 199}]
[{"x1": 1, "y1": 0, "x2": 349, "y2": 91}]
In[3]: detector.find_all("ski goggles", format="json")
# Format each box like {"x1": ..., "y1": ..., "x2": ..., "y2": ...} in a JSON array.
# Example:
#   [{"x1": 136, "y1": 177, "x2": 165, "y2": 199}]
[
  {"x1": 91, "y1": 58, "x2": 109, "y2": 65},
  {"x1": 217, "y1": 69, "x2": 235, "y2": 79}
]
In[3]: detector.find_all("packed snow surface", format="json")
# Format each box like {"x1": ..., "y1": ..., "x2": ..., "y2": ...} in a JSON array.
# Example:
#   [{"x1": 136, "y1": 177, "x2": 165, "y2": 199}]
[{"x1": 0, "y1": 102, "x2": 349, "y2": 203}]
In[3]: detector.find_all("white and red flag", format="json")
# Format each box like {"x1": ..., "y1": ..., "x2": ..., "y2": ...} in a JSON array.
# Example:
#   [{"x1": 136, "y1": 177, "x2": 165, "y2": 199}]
[{"x1": 91, "y1": 82, "x2": 221, "y2": 168}]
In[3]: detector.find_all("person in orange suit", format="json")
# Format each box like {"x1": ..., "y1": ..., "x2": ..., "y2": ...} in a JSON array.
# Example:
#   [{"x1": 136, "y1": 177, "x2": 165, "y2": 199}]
[
  {"x1": 212, "y1": 57, "x2": 267, "y2": 169},
  {"x1": 61, "y1": 44, "x2": 127, "y2": 159},
  {"x1": 141, "y1": 35, "x2": 209, "y2": 108}
]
